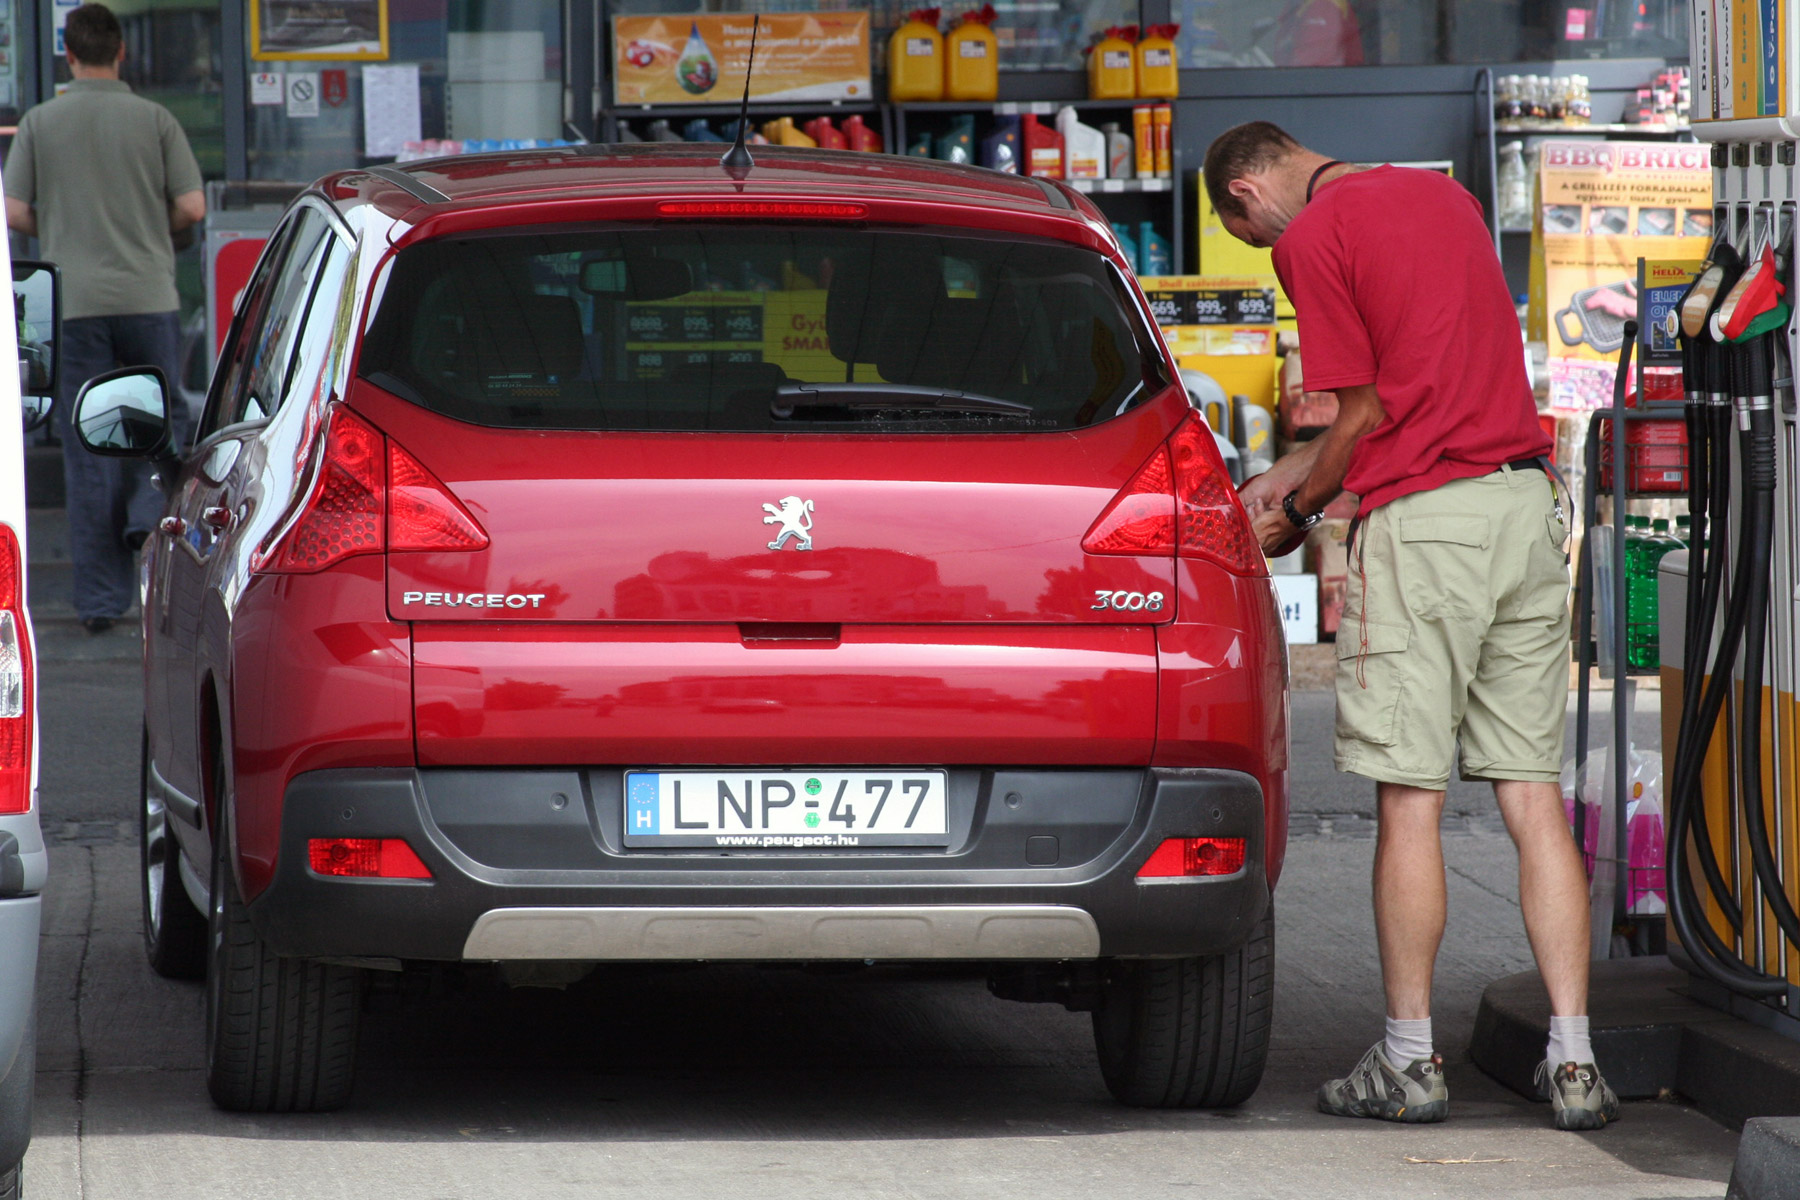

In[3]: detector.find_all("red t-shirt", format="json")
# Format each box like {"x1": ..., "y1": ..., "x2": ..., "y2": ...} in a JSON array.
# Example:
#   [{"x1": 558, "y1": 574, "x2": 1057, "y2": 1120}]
[{"x1": 1271, "y1": 165, "x2": 1550, "y2": 513}]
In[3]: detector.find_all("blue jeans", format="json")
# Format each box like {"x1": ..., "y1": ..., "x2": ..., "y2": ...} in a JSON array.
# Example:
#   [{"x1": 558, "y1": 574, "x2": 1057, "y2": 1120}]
[{"x1": 54, "y1": 312, "x2": 185, "y2": 622}]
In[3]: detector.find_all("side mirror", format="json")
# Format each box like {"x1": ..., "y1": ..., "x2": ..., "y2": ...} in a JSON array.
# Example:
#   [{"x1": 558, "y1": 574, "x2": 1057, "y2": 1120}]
[
  {"x1": 74, "y1": 367, "x2": 173, "y2": 459},
  {"x1": 12, "y1": 260, "x2": 61, "y2": 433}
]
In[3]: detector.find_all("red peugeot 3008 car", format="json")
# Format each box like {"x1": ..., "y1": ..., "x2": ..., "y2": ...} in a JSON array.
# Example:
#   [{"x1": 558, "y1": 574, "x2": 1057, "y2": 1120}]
[{"x1": 73, "y1": 145, "x2": 1288, "y2": 1114}]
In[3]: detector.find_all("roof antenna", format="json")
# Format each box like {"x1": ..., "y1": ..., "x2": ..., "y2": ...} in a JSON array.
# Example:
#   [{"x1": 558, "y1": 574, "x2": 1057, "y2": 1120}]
[{"x1": 720, "y1": 14, "x2": 759, "y2": 182}]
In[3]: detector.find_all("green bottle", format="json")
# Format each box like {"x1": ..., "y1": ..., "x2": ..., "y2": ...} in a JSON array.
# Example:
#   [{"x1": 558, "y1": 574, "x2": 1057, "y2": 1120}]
[{"x1": 1626, "y1": 515, "x2": 1678, "y2": 671}]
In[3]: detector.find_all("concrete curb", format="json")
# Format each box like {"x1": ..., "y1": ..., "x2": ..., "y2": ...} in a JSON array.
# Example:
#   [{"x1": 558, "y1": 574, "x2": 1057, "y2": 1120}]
[
  {"x1": 1727, "y1": 1118, "x2": 1800, "y2": 1200},
  {"x1": 1471, "y1": 958, "x2": 1800, "y2": 1199}
]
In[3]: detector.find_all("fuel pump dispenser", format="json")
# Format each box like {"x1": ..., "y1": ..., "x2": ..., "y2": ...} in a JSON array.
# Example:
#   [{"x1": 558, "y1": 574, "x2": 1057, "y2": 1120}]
[{"x1": 1662, "y1": 136, "x2": 1800, "y2": 1025}]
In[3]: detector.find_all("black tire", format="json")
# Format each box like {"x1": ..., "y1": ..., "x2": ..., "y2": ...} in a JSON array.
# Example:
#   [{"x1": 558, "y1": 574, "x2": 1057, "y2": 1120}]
[
  {"x1": 1092, "y1": 901, "x2": 1274, "y2": 1108},
  {"x1": 0, "y1": 1011, "x2": 32, "y2": 1200},
  {"x1": 204, "y1": 755, "x2": 363, "y2": 1112},
  {"x1": 141, "y1": 727, "x2": 207, "y2": 980}
]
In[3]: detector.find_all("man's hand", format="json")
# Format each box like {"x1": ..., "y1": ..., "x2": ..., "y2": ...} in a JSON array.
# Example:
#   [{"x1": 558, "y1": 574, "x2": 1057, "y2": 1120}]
[
  {"x1": 1239, "y1": 438, "x2": 1321, "y2": 518},
  {"x1": 1252, "y1": 504, "x2": 1303, "y2": 554}
]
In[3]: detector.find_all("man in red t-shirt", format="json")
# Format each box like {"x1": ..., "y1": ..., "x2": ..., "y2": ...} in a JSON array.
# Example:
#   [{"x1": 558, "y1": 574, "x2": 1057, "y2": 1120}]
[{"x1": 1203, "y1": 121, "x2": 1618, "y2": 1131}]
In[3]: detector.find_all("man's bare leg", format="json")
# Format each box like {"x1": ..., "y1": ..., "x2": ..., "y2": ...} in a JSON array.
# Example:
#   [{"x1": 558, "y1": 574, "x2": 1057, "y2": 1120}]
[
  {"x1": 1374, "y1": 782, "x2": 1448, "y2": 1020},
  {"x1": 1493, "y1": 778, "x2": 1589, "y2": 1017}
]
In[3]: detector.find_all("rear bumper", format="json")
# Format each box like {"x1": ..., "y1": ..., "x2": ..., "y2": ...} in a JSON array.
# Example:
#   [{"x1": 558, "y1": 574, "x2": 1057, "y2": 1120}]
[
  {"x1": 0, "y1": 895, "x2": 39, "y2": 1082},
  {"x1": 245, "y1": 766, "x2": 1269, "y2": 962}
]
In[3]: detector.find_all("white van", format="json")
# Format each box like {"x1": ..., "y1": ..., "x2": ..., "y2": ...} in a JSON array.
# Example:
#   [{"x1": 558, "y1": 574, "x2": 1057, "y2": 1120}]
[{"x1": 1, "y1": 256, "x2": 59, "y2": 1200}]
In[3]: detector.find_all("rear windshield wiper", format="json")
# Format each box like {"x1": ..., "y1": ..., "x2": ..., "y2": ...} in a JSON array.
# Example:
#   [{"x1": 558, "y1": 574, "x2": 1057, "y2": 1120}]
[{"x1": 772, "y1": 382, "x2": 1035, "y2": 418}]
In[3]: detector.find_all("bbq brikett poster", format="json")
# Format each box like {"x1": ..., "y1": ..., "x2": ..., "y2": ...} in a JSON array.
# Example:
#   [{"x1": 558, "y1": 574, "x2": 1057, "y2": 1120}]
[
  {"x1": 612, "y1": 13, "x2": 870, "y2": 106},
  {"x1": 1527, "y1": 140, "x2": 1713, "y2": 410}
]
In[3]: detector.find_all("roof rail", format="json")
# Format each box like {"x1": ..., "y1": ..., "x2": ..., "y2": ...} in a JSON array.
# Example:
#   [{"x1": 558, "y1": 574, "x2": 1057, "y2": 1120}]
[{"x1": 364, "y1": 164, "x2": 450, "y2": 205}]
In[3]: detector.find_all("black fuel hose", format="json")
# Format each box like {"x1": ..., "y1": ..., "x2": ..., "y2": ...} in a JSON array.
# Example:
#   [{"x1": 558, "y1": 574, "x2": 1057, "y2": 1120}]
[{"x1": 1726, "y1": 337, "x2": 1800, "y2": 948}]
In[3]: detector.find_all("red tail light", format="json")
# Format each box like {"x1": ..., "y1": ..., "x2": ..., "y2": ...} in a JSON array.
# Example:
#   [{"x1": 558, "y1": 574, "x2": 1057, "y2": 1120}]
[
  {"x1": 389, "y1": 443, "x2": 488, "y2": 552},
  {"x1": 656, "y1": 200, "x2": 867, "y2": 219},
  {"x1": 308, "y1": 837, "x2": 433, "y2": 879},
  {"x1": 1137, "y1": 837, "x2": 1246, "y2": 878},
  {"x1": 256, "y1": 405, "x2": 488, "y2": 573},
  {"x1": 0, "y1": 525, "x2": 31, "y2": 815},
  {"x1": 1082, "y1": 418, "x2": 1265, "y2": 576}
]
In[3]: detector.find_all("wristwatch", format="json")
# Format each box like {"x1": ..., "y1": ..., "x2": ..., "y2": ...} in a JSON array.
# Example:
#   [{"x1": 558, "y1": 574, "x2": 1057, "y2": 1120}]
[{"x1": 1282, "y1": 489, "x2": 1322, "y2": 532}]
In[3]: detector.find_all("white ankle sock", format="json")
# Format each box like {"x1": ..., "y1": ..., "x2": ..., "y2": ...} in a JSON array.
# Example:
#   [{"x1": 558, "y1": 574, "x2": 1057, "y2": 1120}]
[
  {"x1": 1546, "y1": 1014, "x2": 1593, "y2": 1066},
  {"x1": 1384, "y1": 1016, "x2": 1434, "y2": 1066}
]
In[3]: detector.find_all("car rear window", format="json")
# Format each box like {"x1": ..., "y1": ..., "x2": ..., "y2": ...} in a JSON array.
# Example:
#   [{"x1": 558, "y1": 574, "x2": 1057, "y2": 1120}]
[{"x1": 357, "y1": 225, "x2": 1170, "y2": 432}]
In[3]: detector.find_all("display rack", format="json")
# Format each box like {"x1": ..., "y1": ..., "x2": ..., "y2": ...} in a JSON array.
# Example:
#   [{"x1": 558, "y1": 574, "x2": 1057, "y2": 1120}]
[
  {"x1": 602, "y1": 101, "x2": 890, "y2": 148},
  {"x1": 1569, "y1": 321, "x2": 1683, "y2": 952}
]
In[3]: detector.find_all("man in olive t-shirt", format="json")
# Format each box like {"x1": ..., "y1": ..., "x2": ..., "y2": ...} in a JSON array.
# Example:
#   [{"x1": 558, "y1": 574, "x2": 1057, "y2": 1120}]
[{"x1": 4, "y1": 3, "x2": 205, "y2": 632}]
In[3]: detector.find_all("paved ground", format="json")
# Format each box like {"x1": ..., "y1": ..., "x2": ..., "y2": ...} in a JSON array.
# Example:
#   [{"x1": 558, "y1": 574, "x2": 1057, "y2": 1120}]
[{"x1": 18, "y1": 651, "x2": 1735, "y2": 1199}]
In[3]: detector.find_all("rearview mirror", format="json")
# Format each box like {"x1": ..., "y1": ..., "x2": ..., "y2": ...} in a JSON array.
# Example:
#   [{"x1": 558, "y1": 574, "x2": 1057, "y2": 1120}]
[
  {"x1": 12, "y1": 259, "x2": 60, "y2": 432},
  {"x1": 74, "y1": 367, "x2": 172, "y2": 457}
]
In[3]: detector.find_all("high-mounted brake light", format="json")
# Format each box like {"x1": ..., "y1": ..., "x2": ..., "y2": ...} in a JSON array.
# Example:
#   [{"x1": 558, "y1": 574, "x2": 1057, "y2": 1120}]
[
  {"x1": 255, "y1": 405, "x2": 489, "y2": 573},
  {"x1": 0, "y1": 525, "x2": 32, "y2": 815},
  {"x1": 308, "y1": 837, "x2": 433, "y2": 879},
  {"x1": 656, "y1": 200, "x2": 868, "y2": 219},
  {"x1": 1136, "y1": 837, "x2": 1246, "y2": 879},
  {"x1": 1081, "y1": 418, "x2": 1265, "y2": 576}
]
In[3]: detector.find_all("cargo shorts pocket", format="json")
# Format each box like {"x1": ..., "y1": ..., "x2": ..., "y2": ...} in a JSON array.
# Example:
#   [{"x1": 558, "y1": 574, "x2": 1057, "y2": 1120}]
[
  {"x1": 1397, "y1": 514, "x2": 1491, "y2": 617},
  {"x1": 1335, "y1": 618, "x2": 1411, "y2": 748}
]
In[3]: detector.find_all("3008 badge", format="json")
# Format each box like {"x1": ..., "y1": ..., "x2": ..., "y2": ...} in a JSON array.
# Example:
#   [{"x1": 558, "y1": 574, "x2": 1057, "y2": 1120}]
[{"x1": 1091, "y1": 589, "x2": 1165, "y2": 612}]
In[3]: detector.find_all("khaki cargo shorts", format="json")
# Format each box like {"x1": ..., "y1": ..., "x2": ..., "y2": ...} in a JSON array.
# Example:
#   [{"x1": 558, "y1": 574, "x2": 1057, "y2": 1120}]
[{"x1": 1335, "y1": 465, "x2": 1571, "y2": 790}]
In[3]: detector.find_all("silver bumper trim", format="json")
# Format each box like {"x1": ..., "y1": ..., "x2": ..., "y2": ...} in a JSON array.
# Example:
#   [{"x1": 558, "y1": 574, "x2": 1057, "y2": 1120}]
[{"x1": 461, "y1": 904, "x2": 1102, "y2": 961}]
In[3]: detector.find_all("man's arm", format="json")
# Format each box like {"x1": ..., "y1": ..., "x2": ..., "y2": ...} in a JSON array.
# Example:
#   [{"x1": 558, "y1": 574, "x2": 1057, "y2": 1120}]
[
  {"x1": 170, "y1": 189, "x2": 205, "y2": 234},
  {"x1": 4, "y1": 197, "x2": 35, "y2": 237},
  {"x1": 1249, "y1": 382, "x2": 1384, "y2": 552}
]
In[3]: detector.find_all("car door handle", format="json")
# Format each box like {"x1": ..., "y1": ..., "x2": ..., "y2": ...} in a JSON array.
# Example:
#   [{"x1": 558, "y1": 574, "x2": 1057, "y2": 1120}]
[
  {"x1": 159, "y1": 516, "x2": 187, "y2": 537},
  {"x1": 201, "y1": 506, "x2": 233, "y2": 531}
]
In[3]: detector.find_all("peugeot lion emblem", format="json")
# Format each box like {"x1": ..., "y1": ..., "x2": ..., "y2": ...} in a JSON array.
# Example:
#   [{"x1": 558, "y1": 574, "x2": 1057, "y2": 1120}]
[{"x1": 762, "y1": 495, "x2": 814, "y2": 551}]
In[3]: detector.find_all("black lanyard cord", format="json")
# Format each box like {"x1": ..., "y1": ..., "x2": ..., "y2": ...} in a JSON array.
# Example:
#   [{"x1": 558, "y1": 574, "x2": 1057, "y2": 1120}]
[{"x1": 1306, "y1": 160, "x2": 1345, "y2": 204}]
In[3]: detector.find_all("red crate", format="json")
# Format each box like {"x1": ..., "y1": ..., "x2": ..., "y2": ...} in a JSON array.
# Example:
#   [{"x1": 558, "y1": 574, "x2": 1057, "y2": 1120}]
[{"x1": 1599, "y1": 418, "x2": 1688, "y2": 493}]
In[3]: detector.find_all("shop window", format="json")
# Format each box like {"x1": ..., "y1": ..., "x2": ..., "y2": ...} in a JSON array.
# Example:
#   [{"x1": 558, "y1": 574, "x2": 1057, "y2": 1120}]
[
  {"x1": 1173, "y1": 0, "x2": 1687, "y2": 68},
  {"x1": 607, "y1": 0, "x2": 1142, "y2": 73},
  {"x1": 246, "y1": 0, "x2": 564, "y2": 181}
]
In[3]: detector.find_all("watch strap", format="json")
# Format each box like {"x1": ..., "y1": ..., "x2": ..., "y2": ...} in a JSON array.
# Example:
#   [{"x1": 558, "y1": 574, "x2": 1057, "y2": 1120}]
[{"x1": 1282, "y1": 489, "x2": 1321, "y2": 531}]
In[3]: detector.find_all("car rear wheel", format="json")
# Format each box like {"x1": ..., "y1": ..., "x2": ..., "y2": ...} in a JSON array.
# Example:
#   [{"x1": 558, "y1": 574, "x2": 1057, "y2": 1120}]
[
  {"x1": 1091, "y1": 902, "x2": 1273, "y2": 1108},
  {"x1": 204, "y1": 756, "x2": 363, "y2": 1112},
  {"x1": 141, "y1": 727, "x2": 207, "y2": 979}
]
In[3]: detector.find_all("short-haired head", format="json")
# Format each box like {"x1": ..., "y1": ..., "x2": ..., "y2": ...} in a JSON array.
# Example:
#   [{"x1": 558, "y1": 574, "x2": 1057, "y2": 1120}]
[
  {"x1": 1203, "y1": 122, "x2": 1302, "y2": 221},
  {"x1": 65, "y1": 4, "x2": 123, "y2": 69}
]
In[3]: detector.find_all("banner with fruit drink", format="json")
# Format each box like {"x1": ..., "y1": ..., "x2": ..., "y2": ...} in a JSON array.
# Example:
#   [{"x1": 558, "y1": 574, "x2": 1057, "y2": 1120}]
[{"x1": 613, "y1": 13, "x2": 871, "y2": 105}]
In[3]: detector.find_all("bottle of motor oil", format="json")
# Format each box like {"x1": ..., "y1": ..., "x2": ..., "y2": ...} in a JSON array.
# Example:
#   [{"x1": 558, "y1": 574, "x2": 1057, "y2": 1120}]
[
  {"x1": 1101, "y1": 122, "x2": 1133, "y2": 178},
  {"x1": 1138, "y1": 221, "x2": 1172, "y2": 274},
  {"x1": 842, "y1": 113, "x2": 884, "y2": 152},
  {"x1": 1087, "y1": 26, "x2": 1137, "y2": 100},
  {"x1": 805, "y1": 116, "x2": 848, "y2": 149},
  {"x1": 944, "y1": 5, "x2": 999, "y2": 101},
  {"x1": 682, "y1": 118, "x2": 724, "y2": 142},
  {"x1": 763, "y1": 117, "x2": 817, "y2": 148},
  {"x1": 908, "y1": 130, "x2": 935, "y2": 157},
  {"x1": 1132, "y1": 105, "x2": 1156, "y2": 177},
  {"x1": 981, "y1": 115, "x2": 1021, "y2": 172},
  {"x1": 1136, "y1": 24, "x2": 1180, "y2": 98},
  {"x1": 1021, "y1": 113, "x2": 1063, "y2": 178},
  {"x1": 647, "y1": 119, "x2": 684, "y2": 143},
  {"x1": 1111, "y1": 223, "x2": 1141, "y2": 274},
  {"x1": 936, "y1": 113, "x2": 976, "y2": 162},
  {"x1": 1151, "y1": 104, "x2": 1173, "y2": 176},
  {"x1": 887, "y1": 8, "x2": 944, "y2": 102},
  {"x1": 1057, "y1": 107, "x2": 1105, "y2": 179}
]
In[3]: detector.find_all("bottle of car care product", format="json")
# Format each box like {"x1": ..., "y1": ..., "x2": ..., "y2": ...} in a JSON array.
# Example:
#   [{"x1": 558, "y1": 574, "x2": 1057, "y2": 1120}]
[
  {"x1": 981, "y1": 115, "x2": 1021, "y2": 172},
  {"x1": 805, "y1": 116, "x2": 848, "y2": 149},
  {"x1": 1087, "y1": 26, "x2": 1137, "y2": 100},
  {"x1": 1101, "y1": 122, "x2": 1133, "y2": 178},
  {"x1": 842, "y1": 113, "x2": 884, "y2": 152},
  {"x1": 1138, "y1": 221, "x2": 1172, "y2": 274},
  {"x1": 1111, "y1": 223, "x2": 1140, "y2": 273},
  {"x1": 936, "y1": 113, "x2": 977, "y2": 162},
  {"x1": 1152, "y1": 104, "x2": 1173, "y2": 176},
  {"x1": 647, "y1": 119, "x2": 684, "y2": 142},
  {"x1": 682, "y1": 118, "x2": 724, "y2": 142},
  {"x1": 1132, "y1": 105, "x2": 1155, "y2": 177},
  {"x1": 1057, "y1": 107, "x2": 1106, "y2": 179},
  {"x1": 908, "y1": 130, "x2": 935, "y2": 157},
  {"x1": 1021, "y1": 113, "x2": 1063, "y2": 178},
  {"x1": 765, "y1": 117, "x2": 817, "y2": 148},
  {"x1": 944, "y1": 5, "x2": 999, "y2": 101},
  {"x1": 887, "y1": 8, "x2": 945, "y2": 102},
  {"x1": 1136, "y1": 24, "x2": 1180, "y2": 98}
]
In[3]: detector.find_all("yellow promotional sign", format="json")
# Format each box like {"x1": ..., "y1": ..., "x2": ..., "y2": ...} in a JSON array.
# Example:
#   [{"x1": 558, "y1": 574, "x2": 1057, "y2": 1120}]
[
  {"x1": 613, "y1": 13, "x2": 870, "y2": 106},
  {"x1": 1528, "y1": 140, "x2": 1712, "y2": 409}
]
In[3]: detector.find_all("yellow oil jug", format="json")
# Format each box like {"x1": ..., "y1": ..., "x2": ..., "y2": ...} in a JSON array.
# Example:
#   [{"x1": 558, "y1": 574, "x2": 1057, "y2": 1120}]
[
  {"x1": 762, "y1": 117, "x2": 817, "y2": 148},
  {"x1": 887, "y1": 8, "x2": 944, "y2": 102},
  {"x1": 1087, "y1": 25, "x2": 1137, "y2": 101},
  {"x1": 1136, "y1": 24, "x2": 1179, "y2": 98},
  {"x1": 944, "y1": 4, "x2": 999, "y2": 102}
]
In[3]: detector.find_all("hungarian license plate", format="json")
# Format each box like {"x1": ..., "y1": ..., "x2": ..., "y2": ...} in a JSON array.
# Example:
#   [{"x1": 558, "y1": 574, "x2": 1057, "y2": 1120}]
[{"x1": 623, "y1": 770, "x2": 950, "y2": 848}]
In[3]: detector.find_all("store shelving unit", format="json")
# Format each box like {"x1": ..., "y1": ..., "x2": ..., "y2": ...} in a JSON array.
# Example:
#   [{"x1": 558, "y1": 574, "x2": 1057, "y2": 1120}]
[{"x1": 602, "y1": 101, "x2": 889, "y2": 148}]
